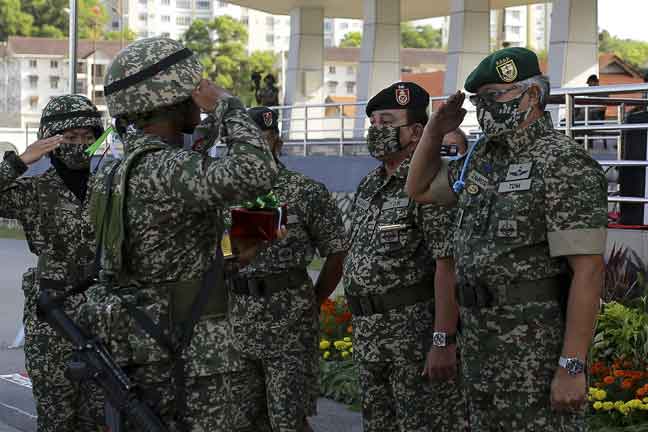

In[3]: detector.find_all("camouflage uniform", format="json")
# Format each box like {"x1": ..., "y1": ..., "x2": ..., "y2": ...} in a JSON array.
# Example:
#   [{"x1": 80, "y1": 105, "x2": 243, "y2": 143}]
[
  {"x1": 228, "y1": 161, "x2": 347, "y2": 431},
  {"x1": 0, "y1": 95, "x2": 104, "y2": 432},
  {"x1": 343, "y1": 157, "x2": 466, "y2": 432},
  {"x1": 427, "y1": 113, "x2": 608, "y2": 430},
  {"x1": 82, "y1": 37, "x2": 278, "y2": 431}
]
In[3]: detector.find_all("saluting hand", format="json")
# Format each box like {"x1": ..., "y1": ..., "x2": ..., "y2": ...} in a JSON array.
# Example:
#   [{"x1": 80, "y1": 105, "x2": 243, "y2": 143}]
[
  {"x1": 429, "y1": 91, "x2": 468, "y2": 137},
  {"x1": 550, "y1": 368, "x2": 586, "y2": 412},
  {"x1": 20, "y1": 135, "x2": 64, "y2": 165},
  {"x1": 192, "y1": 79, "x2": 232, "y2": 112}
]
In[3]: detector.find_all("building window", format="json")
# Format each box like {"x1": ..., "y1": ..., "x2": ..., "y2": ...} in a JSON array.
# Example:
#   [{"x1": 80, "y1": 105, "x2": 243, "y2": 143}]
[
  {"x1": 92, "y1": 64, "x2": 106, "y2": 79},
  {"x1": 161, "y1": 15, "x2": 170, "y2": 22},
  {"x1": 112, "y1": 21, "x2": 120, "y2": 29},
  {"x1": 327, "y1": 81, "x2": 338, "y2": 93},
  {"x1": 324, "y1": 38, "x2": 333, "y2": 47},
  {"x1": 29, "y1": 96, "x2": 39, "y2": 111},
  {"x1": 328, "y1": 65, "x2": 336, "y2": 74},
  {"x1": 510, "y1": 10, "x2": 521, "y2": 20},
  {"x1": 196, "y1": 0, "x2": 210, "y2": 9},
  {"x1": 29, "y1": 59, "x2": 37, "y2": 68},
  {"x1": 50, "y1": 60, "x2": 58, "y2": 69},
  {"x1": 265, "y1": 34, "x2": 274, "y2": 43},
  {"x1": 76, "y1": 81, "x2": 87, "y2": 94},
  {"x1": 161, "y1": 32, "x2": 170, "y2": 37},
  {"x1": 241, "y1": 16, "x2": 249, "y2": 25},
  {"x1": 176, "y1": 0, "x2": 190, "y2": 9},
  {"x1": 76, "y1": 61, "x2": 85, "y2": 74},
  {"x1": 49, "y1": 76, "x2": 60, "y2": 89},
  {"x1": 28, "y1": 75, "x2": 38, "y2": 89},
  {"x1": 160, "y1": 0, "x2": 170, "y2": 4},
  {"x1": 176, "y1": 16, "x2": 191, "y2": 26},
  {"x1": 266, "y1": 16, "x2": 274, "y2": 26},
  {"x1": 139, "y1": 13, "x2": 147, "y2": 21},
  {"x1": 324, "y1": 21, "x2": 332, "y2": 32},
  {"x1": 340, "y1": 22, "x2": 349, "y2": 30},
  {"x1": 346, "y1": 81, "x2": 355, "y2": 94},
  {"x1": 94, "y1": 90, "x2": 105, "y2": 105},
  {"x1": 218, "y1": 1, "x2": 227, "y2": 7},
  {"x1": 347, "y1": 66, "x2": 354, "y2": 76}
]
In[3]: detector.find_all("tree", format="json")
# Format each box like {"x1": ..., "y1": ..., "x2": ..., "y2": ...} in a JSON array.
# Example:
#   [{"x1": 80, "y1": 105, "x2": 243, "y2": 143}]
[
  {"x1": 340, "y1": 31, "x2": 362, "y2": 48},
  {"x1": 401, "y1": 23, "x2": 443, "y2": 49},
  {"x1": 182, "y1": 16, "x2": 279, "y2": 106},
  {"x1": 105, "y1": 28, "x2": 137, "y2": 43},
  {"x1": 599, "y1": 30, "x2": 648, "y2": 69},
  {"x1": 0, "y1": 0, "x2": 34, "y2": 40}
]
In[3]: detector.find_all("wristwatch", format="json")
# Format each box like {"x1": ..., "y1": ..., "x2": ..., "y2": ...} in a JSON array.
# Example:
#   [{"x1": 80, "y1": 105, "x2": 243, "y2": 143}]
[
  {"x1": 432, "y1": 331, "x2": 457, "y2": 348},
  {"x1": 558, "y1": 356, "x2": 585, "y2": 375}
]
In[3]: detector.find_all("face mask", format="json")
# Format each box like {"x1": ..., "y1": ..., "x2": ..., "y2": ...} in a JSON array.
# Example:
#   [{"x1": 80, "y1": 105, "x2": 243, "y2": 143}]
[
  {"x1": 476, "y1": 90, "x2": 533, "y2": 138},
  {"x1": 366, "y1": 125, "x2": 405, "y2": 160},
  {"x1": 53, "y1": 143, "x2": 91, "y2": 170}
]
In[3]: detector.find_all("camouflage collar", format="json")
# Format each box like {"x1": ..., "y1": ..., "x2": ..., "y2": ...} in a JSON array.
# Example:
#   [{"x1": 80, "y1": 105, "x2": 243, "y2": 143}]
[
  {"x1": 484, "y1": 112, "x2": 554, "y2": 155},
  {"x1": 378, "y1": 155, "x2": 411, "y2": 180},
  {"x1": 123, "y1": 130, "x2": 176, "y2": 154}
]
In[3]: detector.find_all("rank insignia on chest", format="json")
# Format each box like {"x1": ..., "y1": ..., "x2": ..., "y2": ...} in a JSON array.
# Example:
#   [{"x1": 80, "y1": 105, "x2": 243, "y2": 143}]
[
  {"x1": 505, "y1": 162, "x2": 533, "y2": 181},
  {"x1": 466, "y1": 184, "x2": 480, "y2": 195},
  {"x1": 497, "y1": 220, "x2": 518, "y2": 238}
]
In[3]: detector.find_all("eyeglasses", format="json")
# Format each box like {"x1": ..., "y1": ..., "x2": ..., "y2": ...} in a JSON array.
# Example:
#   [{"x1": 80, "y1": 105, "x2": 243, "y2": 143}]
[{"x1": 468, "y1": 84, "x2": 529, "y2": 107}]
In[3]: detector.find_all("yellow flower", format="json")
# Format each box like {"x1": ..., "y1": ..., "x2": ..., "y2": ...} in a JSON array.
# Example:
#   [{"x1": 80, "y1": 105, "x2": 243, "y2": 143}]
[
  {"x1": 614, "y1": 401, "x2": 624, "y2": 409},
  {"x1": 593, "y1": 401, "x2": 603, "y2": 410},
  {"x1": 628, "y1": 399, "x2": 643, "y2": 409},
  {"x1": 343, "y1": 337, "x2": 351, "y2": 342},
  {"x1": 593, "y1": 390, "x2": 607, "y2": 401},
  {"x1": 319, "y1": 340, "x2": 330, "y2": 350},
  {"x1": 334, "y1": 341, "x2": 346, "y2": 350},
  {"x1": 341, "y1": 351, "x2": 350, "y2": 359},
  {"x1": 323, "y1": 351, "x2": 330, "y2": 360},
  {"x1": 644, "y1": 397, "x2": 648, "y2": 404},
  {"x1": 602, "y1": 402, "x2": 614, "y2": 411},
  {"x1": 349, "y1": 347, "x2": 353, "y2": 353},
  {"x1": 618, "y1": 405, "x2": 630, "y2": 416}
]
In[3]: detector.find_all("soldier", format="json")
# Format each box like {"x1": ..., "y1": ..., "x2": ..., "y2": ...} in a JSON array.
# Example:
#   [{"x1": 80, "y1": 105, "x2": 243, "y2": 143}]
[
  {"x1": 82, "y1": 37, "x2": 279, "y2": 430},
  {"x1": 255, "y1": 74, "x2": 280, "y2": 107},
  {"x1": 227, "y1": 106, "x2": 346, "y2": 432},
  {"x1": 407, "y1": 47, "x2": 607, "y2": 430},
  {"x1": 343, "y1": 81, "x2": 466, "y2": 432},
  {"x1": 0, "y1": 95, "x2": 104, "y2": 431}
]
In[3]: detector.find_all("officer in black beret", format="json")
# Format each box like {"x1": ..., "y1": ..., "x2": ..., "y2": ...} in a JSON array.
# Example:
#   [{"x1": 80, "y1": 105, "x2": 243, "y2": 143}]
[
  {"x1": 342, "y1": 82, "x2": 466, "y2": 431},
  {"x1": 248, "y1": 106, "x2": 282, "y2": 157}
]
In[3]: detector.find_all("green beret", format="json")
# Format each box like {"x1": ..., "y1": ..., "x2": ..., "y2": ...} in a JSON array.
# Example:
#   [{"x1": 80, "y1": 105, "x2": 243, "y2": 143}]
[
  {"x1": 366, "y1": 81, "x2": 429, "y2": 117},
  {"x1": 248, "y1": 106, "x2": 279, "y2": 131},
  {"x1": 464, "y1": 47, "x2": 542, "y2": 93}
]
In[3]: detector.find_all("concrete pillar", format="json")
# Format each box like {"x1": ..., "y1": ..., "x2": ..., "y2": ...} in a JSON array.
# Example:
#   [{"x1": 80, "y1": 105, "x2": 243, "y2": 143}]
[
  {"x1": 548, "y1": 0, "x2": 598, "y2": 88},
  {"x1": 284, "y1": 7, "x2": 324, "y2": 106},
  {"x1": 443, "y1": 0, "x2": 490, "y2": 94},
  {"x1": 354, "y1": 0, "x2": 401, "y2": 137}
]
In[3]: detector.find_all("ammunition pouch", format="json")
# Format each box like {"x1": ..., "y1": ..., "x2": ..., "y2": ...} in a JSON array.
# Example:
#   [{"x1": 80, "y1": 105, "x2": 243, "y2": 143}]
[{"x1": 346, "y1": 281, "x2": 434, "y2": 316}]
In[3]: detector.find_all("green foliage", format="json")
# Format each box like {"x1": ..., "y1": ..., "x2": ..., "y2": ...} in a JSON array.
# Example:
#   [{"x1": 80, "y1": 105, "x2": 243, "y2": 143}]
[
  {"x1": 0, "y1": 0, "x2": 109, "y2": 41},
  {"x1": 105, "y1": 28, "x2": 137, "y2": 43},
  {"x1": 605, "y1": 245, "x2": 648, "y2": 310},
  {"x1": 592, "y1": 302, "x2": 648, "y2": 367},
  {"x1": 401, "y1": 23, "x2": 443, "y2": 49},
  {"x1": 181, "y1": 16, "x2": 277, "y2": 106},
  {"x1": 599, "y1": 30, "x2": 648, "y2": 69},
  {"x1": 319, "y1": 359, "x2": 361, "y2": 409},
  {"x1": 340, "y1": 31, "x2": 362, "y2": 48}
]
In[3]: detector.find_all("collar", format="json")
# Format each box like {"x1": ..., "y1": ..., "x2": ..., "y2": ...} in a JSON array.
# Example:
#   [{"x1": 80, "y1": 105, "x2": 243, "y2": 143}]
[
  {"x1": 378, "y1": 155, "x2": 411, "y2": 180},
  {"x1": 123, "y1": 129, "x2": 177, "y2": 154}
]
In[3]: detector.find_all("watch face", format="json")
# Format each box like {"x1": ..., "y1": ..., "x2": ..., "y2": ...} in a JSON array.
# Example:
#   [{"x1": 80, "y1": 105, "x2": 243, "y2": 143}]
[
  {"x1": 566, "y1": 358, "x2": 585, "y2": 375},
  {"x1": 432, "y1": 332, "x2": 446, "y2": 347}
]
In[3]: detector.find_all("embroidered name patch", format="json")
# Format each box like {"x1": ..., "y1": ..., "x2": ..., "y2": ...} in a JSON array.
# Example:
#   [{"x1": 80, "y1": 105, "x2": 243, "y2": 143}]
[{"x1": 498, "y1": 179, "x2": 532, "y2": 193}]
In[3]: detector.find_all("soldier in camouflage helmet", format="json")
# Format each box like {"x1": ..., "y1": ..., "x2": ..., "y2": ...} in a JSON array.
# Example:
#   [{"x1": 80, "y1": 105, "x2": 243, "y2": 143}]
[
  {"x1": 227, "y1": 106, "x2": 347, "y2": 432},
  {"x1": 81, "y1": 37, "x2": 278, "y2": 431},
  {"x1": 0, "y1": 94, "x2": 105, "y2": 431},
  {"x1": 407, "y1": 47, "x2": 608, "y2": 430},
  {"x1": 343, "y1": 82, "x2": 466, "y2": 431}
]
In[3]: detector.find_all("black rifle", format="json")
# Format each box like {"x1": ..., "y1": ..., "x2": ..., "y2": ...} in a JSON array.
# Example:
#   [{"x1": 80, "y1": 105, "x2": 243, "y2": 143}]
[{"x1": 37, "y1": 289, "x2": 169, "y2": 432}]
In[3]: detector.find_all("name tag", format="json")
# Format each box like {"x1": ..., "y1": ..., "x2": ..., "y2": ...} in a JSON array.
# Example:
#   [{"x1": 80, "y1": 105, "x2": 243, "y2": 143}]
[
  {"x1": 505, "y1": 163, "x2": 533, "y2": 181},
  {"x1": 286, "y1": 215, "x2": 299, "y2": 225},
  {"x1": 356, "y1": 197, "x2": 370, "y2": 211},
  {"x1": 467, "y1": 171, "x2": 490, "y2": 190},
  {"x1": 498, "y1": 179, "x2": 532, "y2": 193},
  {"x1": 382, "y1": 197, "x2": 410, "y2": 210}
]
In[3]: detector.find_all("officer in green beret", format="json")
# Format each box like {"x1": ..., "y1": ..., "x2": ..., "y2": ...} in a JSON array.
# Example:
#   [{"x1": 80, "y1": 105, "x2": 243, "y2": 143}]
[
  {"x1": 407, "y1": 47, "x2": 607, "y2": 430},
  {"x1": 344, "y1": 82, "x2": 466, "y2": 431}
]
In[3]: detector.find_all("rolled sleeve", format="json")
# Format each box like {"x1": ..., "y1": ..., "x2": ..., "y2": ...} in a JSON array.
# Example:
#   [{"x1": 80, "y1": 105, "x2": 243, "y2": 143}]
[
  {"x1": 427, "y1": 159, "x2": 457, "y2": 206},
  {"x1": 419, "y1": 204, "x2": 456, "y2": 259},
  {"x1": 544, "y1": 147, "x2": 608, "y2": 257},
  {"x1": 307, "y1": 182, "x2": 347, "y2": 257}
]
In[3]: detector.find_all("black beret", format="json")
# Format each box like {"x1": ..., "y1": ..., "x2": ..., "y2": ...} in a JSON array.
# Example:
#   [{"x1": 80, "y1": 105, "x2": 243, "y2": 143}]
[
  {"x1": 248, "y1": 106, "x2": 279, "y2": 131},
  {"x1": 365, "y1": 81, "x2": 430, "y2": 117}
]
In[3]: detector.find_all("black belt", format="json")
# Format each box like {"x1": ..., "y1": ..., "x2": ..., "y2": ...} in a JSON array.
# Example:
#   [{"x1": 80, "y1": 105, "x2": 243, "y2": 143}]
[
  {"x1": 346, "y1": 281, "x2": 434, "y2": 316},
  {"x1": 457, "y1": 275, "x2": 571, "y2": 308},
  {"x1": 229, "y1": 268, "x2": 309, "y2": 297}
]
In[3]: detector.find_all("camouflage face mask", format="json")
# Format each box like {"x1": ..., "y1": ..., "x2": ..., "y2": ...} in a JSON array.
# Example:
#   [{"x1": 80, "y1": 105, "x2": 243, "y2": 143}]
[
  {"x1": 366, "y1": 125, "x2": 405, "y2": 160},
  {"x1": 53, "y1": 143, "x2": 91, "y2": 170},
  {"x1": 476, "y1": 89, "x2": 533, "y2": 138}
]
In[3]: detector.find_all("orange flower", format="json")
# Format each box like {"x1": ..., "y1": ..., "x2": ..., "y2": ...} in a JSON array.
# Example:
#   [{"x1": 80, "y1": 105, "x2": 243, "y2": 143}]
[
  {"x1": 347, "y1": 325, "x2": 353, "y2": 333},
  {"x1": 621, "y1": 379, "x2": 633, "y2": 390},
  {"x1": 603, "y1": 376, "x2": 615, "y2": 385},
  {"x1": 614, "y1": 370, "x2": 625, "y2": 377},
  {"x1": 636, "y1": 387, "x2": 647, "y2": 397},
  {"x1": 335, "y1": 311, "x2": 352, "y2": 324},
  {"x1": 623, "y1": 360, "x2": 634, "y2": 369}
]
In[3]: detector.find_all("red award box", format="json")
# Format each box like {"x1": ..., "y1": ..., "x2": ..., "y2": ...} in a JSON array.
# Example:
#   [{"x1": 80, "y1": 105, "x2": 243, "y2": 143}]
[{"x1": 230, "y1": 205, "x2": 287, "y2": 241}]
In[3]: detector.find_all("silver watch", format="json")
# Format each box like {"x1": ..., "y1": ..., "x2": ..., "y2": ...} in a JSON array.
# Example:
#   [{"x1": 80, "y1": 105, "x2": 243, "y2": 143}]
[
  {"x1": 432, "y1": 332, "x2": 456, "y2": 348},
  {"x1": 558, "y1": 356, "x2": 585, "y2": 375}
]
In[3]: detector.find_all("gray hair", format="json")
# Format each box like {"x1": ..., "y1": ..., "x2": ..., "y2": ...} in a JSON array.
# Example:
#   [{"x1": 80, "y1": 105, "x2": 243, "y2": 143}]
[{"x1": 519, "y1": 75, "x2": 551, "y2": 109}]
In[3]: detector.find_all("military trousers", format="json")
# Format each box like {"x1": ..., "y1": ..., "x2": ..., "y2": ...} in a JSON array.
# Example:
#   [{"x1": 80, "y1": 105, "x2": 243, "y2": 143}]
[
  {"x1": 358, "y1": 360, "x2": 467, "y2": 432},
  {"x1": 459, "y1": 300, "x2": 586, "y2": 432}
]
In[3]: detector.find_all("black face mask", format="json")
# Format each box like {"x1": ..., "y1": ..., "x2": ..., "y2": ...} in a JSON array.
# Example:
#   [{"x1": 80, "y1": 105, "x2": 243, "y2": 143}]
[{"x1": 49, "y1": 153, "x2": 90, "y2": 202}]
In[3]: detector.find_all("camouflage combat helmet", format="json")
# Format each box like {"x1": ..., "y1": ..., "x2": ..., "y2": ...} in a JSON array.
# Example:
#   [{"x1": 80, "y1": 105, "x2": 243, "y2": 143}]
[
  {"x1": 37, "y1": 94, "x2": 104, "y2": 140},
  {"x1": 104, "y1": 37, "x2": 203, "y2": 118}
]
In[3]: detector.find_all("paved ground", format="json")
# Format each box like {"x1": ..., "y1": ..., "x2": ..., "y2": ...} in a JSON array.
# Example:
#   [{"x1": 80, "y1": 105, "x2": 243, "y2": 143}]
[{"x1": 0, "y1": 239, "x2": 361, "y2": 431}]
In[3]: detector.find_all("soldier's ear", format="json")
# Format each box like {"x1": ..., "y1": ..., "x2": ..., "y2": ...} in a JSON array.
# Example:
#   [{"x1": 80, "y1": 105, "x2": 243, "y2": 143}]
[{"x1": 527, "y1": 84, "x2": 541, "y2": 107}]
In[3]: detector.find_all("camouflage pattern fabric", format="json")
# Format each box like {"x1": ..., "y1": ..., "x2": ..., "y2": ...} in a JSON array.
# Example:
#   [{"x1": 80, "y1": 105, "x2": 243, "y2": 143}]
[
  {"x1": 343, "y1": 157, "x2": 466, "y2": 431},
  {"x1": 0, "y1": 155, "x2": 103, "y2": 430},
  {"x1": 442, "y1": 113, "x2": 608, "y2": 430},
  {"x1": 37, "y1": 94, "x2": 104, "y2": 140},
  {"x1": 229, "y1": 163, "x2": 347, "y2": 429},
  {"x1": 83, "y1": 95, "x2": 278, "y2": 431}
]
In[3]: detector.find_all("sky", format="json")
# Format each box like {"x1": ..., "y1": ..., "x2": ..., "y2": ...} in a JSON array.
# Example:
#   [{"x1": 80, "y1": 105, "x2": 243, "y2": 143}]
[{"x1": 598, "y1": 0, "x2": 648, "y2": 41}]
